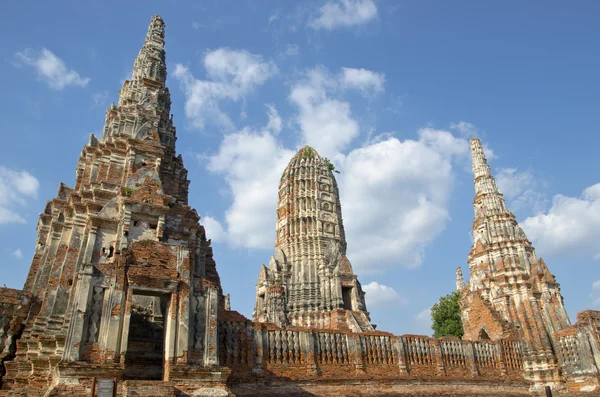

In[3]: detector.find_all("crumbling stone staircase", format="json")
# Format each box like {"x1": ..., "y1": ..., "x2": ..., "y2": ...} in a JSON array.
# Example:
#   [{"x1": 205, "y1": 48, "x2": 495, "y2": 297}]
[{"x1": 347, "y1": 311, "x2": 373, "y2": 332}]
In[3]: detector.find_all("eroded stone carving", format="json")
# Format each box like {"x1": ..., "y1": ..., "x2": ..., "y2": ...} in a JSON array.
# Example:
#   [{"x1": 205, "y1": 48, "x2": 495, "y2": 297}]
[
  {"x1": 460, "y1": 138, "x2": 572, "y2": 388},
  {"x1": 253, "y1": 146, "x2": 372, "y2": 331}
]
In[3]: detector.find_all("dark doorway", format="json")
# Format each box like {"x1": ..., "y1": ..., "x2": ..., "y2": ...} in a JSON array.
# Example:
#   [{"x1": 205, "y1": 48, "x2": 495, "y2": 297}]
[
  {"x1": 342, "y1": 287, "x2": 353, "y2": 311},
  {"x1": 479, "y1": 328, "x2": 491, "y2": 340},
  {"x1": 124, "y1": 294, "x2": 169, "y2": 380}
]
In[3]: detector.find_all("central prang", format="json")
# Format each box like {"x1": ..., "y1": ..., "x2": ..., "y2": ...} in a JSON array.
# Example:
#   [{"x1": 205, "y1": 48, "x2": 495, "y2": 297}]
[{"x1": 253, "y1": 146, "x2": 373, "y2": 332}]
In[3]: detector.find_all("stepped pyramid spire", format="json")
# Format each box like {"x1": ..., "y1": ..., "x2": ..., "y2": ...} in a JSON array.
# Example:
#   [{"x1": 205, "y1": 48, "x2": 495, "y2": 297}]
[
  {"x1": 102, "y1": 15, "x2": 175, "y2": 151},
  {"x1": 471, "y1": 138, "x2": 508, "y2": 215},
  {"x1": 253, "y1": 146, "x2": 373, "y2": 332},
  {"x1": 460, "y1": 137, "x2": 571, "y2": 387},
  {"x1": 131, "y1": 15, "x2": 166, "y2": 83},
  {"x1": 0, "y1": 16, "x2": 226, "y2": 392}
]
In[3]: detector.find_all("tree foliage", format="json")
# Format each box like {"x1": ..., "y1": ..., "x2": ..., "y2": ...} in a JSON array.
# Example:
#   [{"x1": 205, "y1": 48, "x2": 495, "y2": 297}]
[
  {"x1": 325, "y1": 158, "x2": 340, "y2": 174},
  {"x1": 430, "y1": 290, "x2": 464, "y2": 338}
]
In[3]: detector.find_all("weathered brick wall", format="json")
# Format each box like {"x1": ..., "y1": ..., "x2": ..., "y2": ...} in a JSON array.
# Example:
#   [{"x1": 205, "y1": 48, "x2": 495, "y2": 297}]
[
  {"x1": 219, "y1": 320, "x2": 525, "y2": 385},
  {"x1": 0, "y1": 288, "x2": 32, "y2": 388}
]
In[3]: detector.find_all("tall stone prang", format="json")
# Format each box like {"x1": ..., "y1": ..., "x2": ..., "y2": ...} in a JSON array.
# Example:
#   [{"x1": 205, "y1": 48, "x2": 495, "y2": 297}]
[
  {"x1": 459, "y1": 138, "x2": 571, "y2": 387},
  {"x1": 253, "y1": 146, "x2": 373, "y2": 332},
  {"x1": 0, "y1": 16, "x2": 230, "y2": 395}
]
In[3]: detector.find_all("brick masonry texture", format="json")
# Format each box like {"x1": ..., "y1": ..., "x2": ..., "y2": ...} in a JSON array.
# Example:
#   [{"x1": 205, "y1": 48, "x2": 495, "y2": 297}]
[{"x1": 0, "y1": 15, "x2": 599, "y2": 397}]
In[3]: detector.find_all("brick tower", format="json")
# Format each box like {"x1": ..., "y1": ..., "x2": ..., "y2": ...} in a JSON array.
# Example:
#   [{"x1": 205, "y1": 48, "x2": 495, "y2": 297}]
[
  {"x1": 253, "y1": 146, "x2": 373, "y2": 332},
  {"x1": 0, "y1": 16, "x2": 228, "y2": 395},
  {"x1": 459, "y1": 138, "x2": 571, "y2": 387}
]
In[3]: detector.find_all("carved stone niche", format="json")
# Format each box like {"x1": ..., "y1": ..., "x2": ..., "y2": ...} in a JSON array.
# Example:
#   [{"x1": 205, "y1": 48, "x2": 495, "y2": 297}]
[
  {"x1": 92, "y1": 226, "x2": 117, "y2": 264},
  {"x1": 128, "y1": 215, "x2": 159, "y2": 243}
]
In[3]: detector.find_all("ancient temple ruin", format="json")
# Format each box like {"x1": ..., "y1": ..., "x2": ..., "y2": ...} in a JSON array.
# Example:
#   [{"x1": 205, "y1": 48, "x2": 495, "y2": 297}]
[
  {"x1": 253, "y1": 146, "x2": 372, "y2": 331},
  {"x1": 458, "y1": 138, "x2": 571, "y2": 386},
  {"x1": 458, "y1": 138, "x2": 600, "y2": 392},
  {"x1": 0, "y1": 16, "x2": 229, "y2": 396},
  {"x1": 1, "y1": 14, "x2": 600, "y2": 397}
]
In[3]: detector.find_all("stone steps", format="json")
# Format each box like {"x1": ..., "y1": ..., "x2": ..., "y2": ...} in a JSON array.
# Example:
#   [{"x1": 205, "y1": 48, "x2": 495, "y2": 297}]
[
  {"x1": 122, "y1": 380, "x2": 177, "y2": 397},
  {"x1": 350, "y1": 311, "x2": 373, "y2": 332}
]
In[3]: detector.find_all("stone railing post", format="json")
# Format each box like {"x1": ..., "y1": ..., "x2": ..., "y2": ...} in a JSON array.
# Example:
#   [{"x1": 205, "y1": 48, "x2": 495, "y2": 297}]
[
  {"x1": 463, "y1": 340, "x2": 479, "y2": 377},
  {"x1": 496, "y1": 341, "x2": 508, "y2": 376},
  {"x1": 431, "y1": 339, "x2": 445, "y2": 376},
  {"x1": 252, "y1": 325, "x2": 265, "y2": 375},
  {"x1": 348, "y1": 333, "x2": 364, "y2": 372},
  {"x1": 583, "y1": 321, "x2": 600, "y2": 372},
  {"x1": 393, "y1": 336, "x2": 409, "y2": 375},
  {"x1": 301, "y1": 331, "x2": 319, "y2": 375}
]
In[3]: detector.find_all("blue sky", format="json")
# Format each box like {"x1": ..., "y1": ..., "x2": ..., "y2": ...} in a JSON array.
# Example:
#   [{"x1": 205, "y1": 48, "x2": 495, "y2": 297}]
[{"x1": 1, "y1": 0, "x2": 600, "y2": 335}]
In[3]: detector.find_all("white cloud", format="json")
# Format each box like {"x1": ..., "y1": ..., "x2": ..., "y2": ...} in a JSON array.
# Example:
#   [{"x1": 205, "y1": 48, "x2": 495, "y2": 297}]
[
  {"x1": 173, "y1": 48, "x2": 278, "y2": 130},
  {"x1": 363, "y1": 281, "x2": 407, "y2": 308},
  {"x1": 340, "y1": 67, "x2": 385, "y2": 95},
  {"x1": 202, "y1": 215, "x2": 226, "y2": 243},
  {"x1": 204, "y1": 120, "x2": 294, "y2": 249},
  {"x1": 450, "y1": 121, "x2": 496, "y2": 160},
  {"x1": 496, "y1": 168, "x2": 534, "y2": 199},
  {"x1": 593, "y1": 280, "x2": 600, "y2": 291},
  {"x1": 204, "y1": 48, "x2": 278, "y2": 91},
  {"x1": 340, "y1": 128, "x2": 468, "y2": 272},
  {"x1": 521, "y1": 183, "x2": 600, "y2": 259},
  {"x1": 265, "y1": 104, "x2": 282, "y2": 134},
  {"x1": 450, "y1": 120, "x2": 477, "y2": 138},
  {"x1": 198, "y1": 62, "x2": 473, "y2": 275},
  {"x1": 12, "y1": 249, "x2": 23, "y2": 259},
  {"x1": 14, "y1": 48, "x2": 89, "y2": 90},
  {"x1": 289, "y1": 67, "x2": 359, "y2": 159},
  {"x1": 413, "y1": 308, "x2": 433, "y2": 336},
  {"x1": 309, "y1": 0, "x2": 378, "y2": 30},
  {"x1": 495, "y1": 168, "x2": 547, "y2": 214},
  {"x1": 0, "y1": 166, "x2": 40, "y2": 225}
]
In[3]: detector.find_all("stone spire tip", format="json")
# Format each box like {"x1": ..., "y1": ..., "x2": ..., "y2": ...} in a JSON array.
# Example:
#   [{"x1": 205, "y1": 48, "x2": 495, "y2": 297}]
[
  {"x1": 470, "y1": 137, "x2": 489, "y2": 176},
  {"x1": 145, "y1": 15, "x2": 165, "y2": 45}
]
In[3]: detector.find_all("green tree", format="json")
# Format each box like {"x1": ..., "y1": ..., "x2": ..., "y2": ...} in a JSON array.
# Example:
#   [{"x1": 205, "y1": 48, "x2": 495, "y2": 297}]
[{"x1": 430, "y1": 290, "x2": 464, "y2": 338}]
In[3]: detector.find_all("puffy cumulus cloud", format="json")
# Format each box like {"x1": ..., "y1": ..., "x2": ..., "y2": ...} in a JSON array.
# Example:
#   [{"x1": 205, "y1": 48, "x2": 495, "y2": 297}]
[
  {"x1": 201, "y1": 215, "x2": 226, "y2": 243},
  {"x1": 495, "y1": 168, "x2": 547, "y2": 214},
  {"x1": 289, "y1": 67, "x2": 359, "y2": 159},
  {"x1": 521, "y1": 184, "x2": 600, "y2": 259},
  {"x1": 340, "y1": 67, "x2": 385, "y2": 95},
  {"x1": 309, "y1": 0, "x2": 378, "y2": 30},
  {"x1": 339, "y1": 129, "x2": 469, "y2": 273},
  {"x1": 449, "y1": 120, "x2": 477, "y2": 138},
  {"x1": 0, "y1": 166, "x2": 40, "y2": 225},
  {"x1": 204, "y1": 48, "x2": 278, "y2": 92},
  {"x1": 14, "y1": 48, "x2": 89, "y2": 90},
  {"x1": 496, "y1": 168, "x2": 534, "y2": 199},
  {"x1": 173, "y1": 48, "x2": 278, "y2": 130},
  {"x1": 205, "y1": 118, "x2": 295, "y2": 249},
  {"x1": 289, "y1": 65, "x2": 385, "y2": 158},
  {"x1": 363, "y1": 281, "x2": 407, "y2": 308}
]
